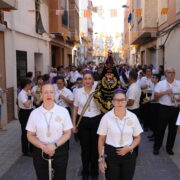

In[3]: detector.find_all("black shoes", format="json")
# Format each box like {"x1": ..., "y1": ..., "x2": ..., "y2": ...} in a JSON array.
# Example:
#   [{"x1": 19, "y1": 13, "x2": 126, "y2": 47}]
[
  {"x1": 153, "y1": 149, "x2": 174, "y2": 155},
  {"x1": 82, "y1": 176, "x2": 98, "y2": 180},
  {"x1": 92, "y1": 176, "x2": 98, "y2": 180},
  {"x1": 166, "y1": 150, "x2": 174, "y2": 155},
  {"x1": 153, "y1": 149, "x2": 159, "y2": 155},
  {"x1": 23, "y1": 152, "x2": 32, "y2": 157},
  {"x1": 82, "y1": 176, "x2": 88, "y2": 180}
]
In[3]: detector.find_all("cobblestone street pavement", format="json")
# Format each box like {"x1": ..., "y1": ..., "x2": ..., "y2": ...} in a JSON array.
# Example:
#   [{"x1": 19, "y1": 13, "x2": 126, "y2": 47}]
[{"x1": 0, "y1": 120, "x2": 180, "y2": 180}]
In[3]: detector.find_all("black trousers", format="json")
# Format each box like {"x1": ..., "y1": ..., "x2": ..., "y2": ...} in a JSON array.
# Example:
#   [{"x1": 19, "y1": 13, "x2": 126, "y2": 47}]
[
  {"x1": 33, "y1": 142, "x2": 69, "y2": 180},
  {"x1": 18, "y1": 109, "x2": 33, "y2": 154},
  {"x1": 150, "y1": 103, "x2": 160, "y2": 133},
  {"x1": 78, "y1": 114, "x2": 102, "y2": 177},
  {"x1": 128, "y1": 108, "x2": 140, "y2": 156},
  {"x1": 105, "y1": 144, "x2": 136, "y2": 180},
  {"x1": 140, "y1": 92, "x2": 152, "y2": 129},
  {"x1": 154, "y1": 104, "x2": 179, "y2": 151}
]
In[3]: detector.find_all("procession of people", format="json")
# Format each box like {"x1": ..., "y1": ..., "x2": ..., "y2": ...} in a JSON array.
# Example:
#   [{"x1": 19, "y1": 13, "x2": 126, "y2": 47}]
[{"x1": 14, "y1": 52, "x2": 180, "y2": 180}]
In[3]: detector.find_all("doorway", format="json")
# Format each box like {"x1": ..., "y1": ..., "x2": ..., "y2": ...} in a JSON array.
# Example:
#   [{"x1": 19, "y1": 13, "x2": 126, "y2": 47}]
[{"x1": 16, "y1": 51, "x2": 27, "y2": 87}]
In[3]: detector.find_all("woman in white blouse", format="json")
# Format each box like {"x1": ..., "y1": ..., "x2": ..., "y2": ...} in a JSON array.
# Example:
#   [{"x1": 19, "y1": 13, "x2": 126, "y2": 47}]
[
  {"x1": 26, "y1": 84, "x2": 73, "y2": 180},
  {"x1": 97, "y1": 91, "x2": 143, "y2": 180},
  {"x1": 72, "y1": 72, "x2": 102, "y2": 180},
  {"x1": 18, "y1": 78, "x2": 34, "y2": 156}
]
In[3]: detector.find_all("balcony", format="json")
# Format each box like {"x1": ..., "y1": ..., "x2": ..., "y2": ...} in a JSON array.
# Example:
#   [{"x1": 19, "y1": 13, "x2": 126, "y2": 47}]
[
  {"x1": 0, "y1": 0, "x2": 17, "y2": 9},
  {"x1": 130, "y1": 0, "x2": 158, "y2": 45}
]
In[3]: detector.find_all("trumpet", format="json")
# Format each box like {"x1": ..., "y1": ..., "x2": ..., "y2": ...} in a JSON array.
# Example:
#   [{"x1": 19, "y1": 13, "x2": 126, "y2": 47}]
[{"x1": 169, "y1": 93, "x2": 180, "y2": 107}]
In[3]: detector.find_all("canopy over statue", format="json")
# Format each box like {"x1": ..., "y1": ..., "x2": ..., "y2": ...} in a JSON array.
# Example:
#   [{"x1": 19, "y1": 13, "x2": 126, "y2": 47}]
[{"x1": 94, "y1": 51, "x2": 122, "y2": 113}]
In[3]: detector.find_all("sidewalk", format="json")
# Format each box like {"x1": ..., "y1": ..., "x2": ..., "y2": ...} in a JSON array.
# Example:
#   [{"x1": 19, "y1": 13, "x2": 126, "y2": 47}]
[
  {"x1": 0, "y1": 120, "x2": 180, "y2": 180},
  {"x1": 0, "y1": 121, "x2": 21, "y2": 178}
]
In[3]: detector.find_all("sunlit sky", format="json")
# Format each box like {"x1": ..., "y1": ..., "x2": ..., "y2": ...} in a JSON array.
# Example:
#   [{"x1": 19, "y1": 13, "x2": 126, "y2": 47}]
[{"x1": 92, "y1": 0, "x2": 127, "y2": 35}]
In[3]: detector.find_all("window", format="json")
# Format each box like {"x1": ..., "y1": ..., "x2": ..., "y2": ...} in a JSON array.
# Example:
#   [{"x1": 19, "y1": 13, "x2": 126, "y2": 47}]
[
  {"x1": 176, "y1": 0, "x2": 180, "y2": 13},
  {"x1": 61, "y1": 0, "x2": 69, "y2": 26}
]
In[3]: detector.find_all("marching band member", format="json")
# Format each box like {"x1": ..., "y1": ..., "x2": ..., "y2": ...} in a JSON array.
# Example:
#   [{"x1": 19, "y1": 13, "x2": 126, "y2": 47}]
[
  {"x1": 55, "y1": 76, "x2": 74, "y2": 114},
  {"x1": 31, "y1": 75, "x2": 44, "y2": 108},
  {"x1": 148, "y1": 74, "x2": 161, "y2": 141},
  {"x1": 126, "y1": 70, "x2": 141, "y2": 117},
  {"x1": 153, "y1": 68, "x2": 180, "y2": 155},
  {"x1": 18, "y1": 78, "x2": 34, "y2": 156},
  {"x1": 140, "y1": 67, "x2": 154, "y2": 131},
  {"x1": 26, "y1": 84, "x2": 73, "y2": 180},
  {"x1": 98, "y1": 91, "x2": 143, "y2": 180},
  {"x1": 72, "y1": 72, "x2": 102, "y2": 180}
]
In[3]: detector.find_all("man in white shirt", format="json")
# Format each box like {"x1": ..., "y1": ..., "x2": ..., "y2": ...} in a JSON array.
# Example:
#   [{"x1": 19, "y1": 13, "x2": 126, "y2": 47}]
[
  {"x1": 153, "y1": 68, "x2": 180, "y2": 155},
  {"x1": 127, "y1": 70, "x2": 141, "y2": 116},
  {"x1": 55, "y1": 77, "x2": 74, "y2": 114},
  {"x1": 69, "y1": 66, "x2": 81, "y2": 87},
  {"x1": 126, "y1": 70, "x2": 141, "y2": 155},
  {"x1": 140, "y1": 68, "x2": 154, "y2": 131}
]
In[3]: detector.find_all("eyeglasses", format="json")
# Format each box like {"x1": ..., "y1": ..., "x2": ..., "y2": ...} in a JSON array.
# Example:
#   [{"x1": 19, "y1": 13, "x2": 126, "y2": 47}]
[
  {"x1": 42, "y1": 91, "x2": 55, "y2": 95},
  {"x1": 113, "y1": 98, "x2": 126, "y2": 103},
  {"x1": 167, "y1": 72, "x2": 175, "y2": 74}
]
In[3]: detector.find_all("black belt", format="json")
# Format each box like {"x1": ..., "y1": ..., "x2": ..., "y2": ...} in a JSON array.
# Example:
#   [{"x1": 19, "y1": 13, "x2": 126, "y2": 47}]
[
  {"x1": 19, "y1": 108, "x2": 33, "y2": 111},
  {"x1": 160, "y1": 104, "x2": 179, "y2": 109}
]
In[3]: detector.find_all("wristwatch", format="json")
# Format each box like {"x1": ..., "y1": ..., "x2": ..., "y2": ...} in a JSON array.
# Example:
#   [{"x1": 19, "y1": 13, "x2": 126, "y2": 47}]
[{"x1": 98, "y1": 155, "x2": 105, "y2": 162}]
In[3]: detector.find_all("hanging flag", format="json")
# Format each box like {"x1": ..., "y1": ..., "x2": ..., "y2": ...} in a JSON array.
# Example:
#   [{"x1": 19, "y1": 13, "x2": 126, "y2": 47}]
[
  {"x1": 86, "y1": 36, "x2": 90, "y2": 41},
  {"x1": 135, "y1": 8, "x2": 142, "y2": 18},
  {"x1": 100, "y1": 32, "x2": 104, "y2": 38},
  {"x1": 161, "y1": 8, "x2": 169, "y2": 15},
  {"x1": 115, "y1": 32, "x2": 120, "y2": 39},
  {"x1": 95, "y1": 36, "x2": 99, "y2": 40},
  {"x1": 84, "y1": 10, "x2": 91, "y2": 18},
  {"x1": 3, "y1": 9, "x2": 12, "y2": 12},
  {"x1": 83, "y1": 42, "x2": 88, "y2": 47},
  {"x1": 74, "y1": 42, "x2": 79, "y2": 47},
  {"x1": 63, "y1": 33, "x2": 67, "y2": 41},
  {"x1": 111, "y1": 9, "x2": 118, "y2": 17},
  {"x1": 80, "y1": 32, "x2": 84, "y2": 37},
  {"x1": 28, "y1": 10, "x2": 36, "y2": 13},
  {"x1": 75, "y1": 34, "x2": 80, "y2": 41}
]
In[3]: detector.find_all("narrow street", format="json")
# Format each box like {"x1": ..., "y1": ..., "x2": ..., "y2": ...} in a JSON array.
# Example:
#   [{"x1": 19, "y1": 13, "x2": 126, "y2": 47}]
[{"x1": 0, "y1": 120, "x2": 180, "y2": 180}]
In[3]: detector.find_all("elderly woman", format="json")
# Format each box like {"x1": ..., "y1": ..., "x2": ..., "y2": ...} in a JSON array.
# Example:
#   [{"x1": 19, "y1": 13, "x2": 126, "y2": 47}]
[
  {"x1": 97, "y1": 91, "x2": 143, "y2": 180},
  {"x1": 26, "y1": 84, "x2": 73, "y2": 180}
]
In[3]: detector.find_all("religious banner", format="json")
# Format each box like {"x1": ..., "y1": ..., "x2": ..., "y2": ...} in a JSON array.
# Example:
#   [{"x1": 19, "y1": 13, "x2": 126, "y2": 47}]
[{"x1": 94, "y1": 52, "x2": 122, "y2": 113}]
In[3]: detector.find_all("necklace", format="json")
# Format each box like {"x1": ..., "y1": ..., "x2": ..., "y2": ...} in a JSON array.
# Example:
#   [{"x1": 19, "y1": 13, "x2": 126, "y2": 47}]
[
  {"x1": 115, "y1": 116, "x2": 127, "y2": 145},
  {"x1": 43, "y1": 112, "x2": 53, "y2": 137}
]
